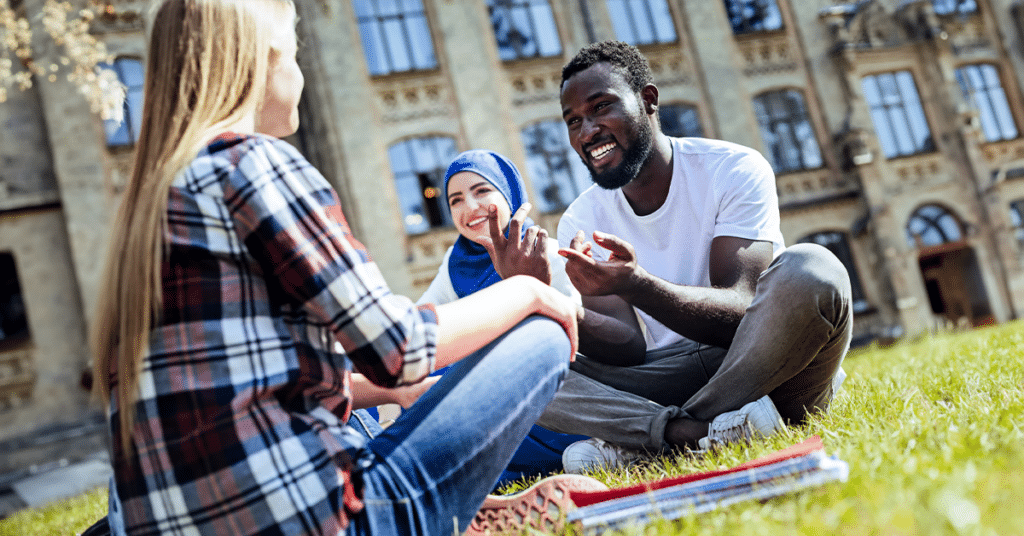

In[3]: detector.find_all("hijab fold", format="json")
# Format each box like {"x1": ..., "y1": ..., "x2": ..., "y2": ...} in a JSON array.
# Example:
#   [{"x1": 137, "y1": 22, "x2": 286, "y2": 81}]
[{"x1": 445, "y1": 150, "x2": 534, "y2": 298}]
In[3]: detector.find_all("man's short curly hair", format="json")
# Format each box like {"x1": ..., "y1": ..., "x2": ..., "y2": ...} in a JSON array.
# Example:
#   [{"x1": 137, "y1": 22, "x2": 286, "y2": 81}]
[{"x1": 561, "y1": 40, "x2": 653, "y2": 93}]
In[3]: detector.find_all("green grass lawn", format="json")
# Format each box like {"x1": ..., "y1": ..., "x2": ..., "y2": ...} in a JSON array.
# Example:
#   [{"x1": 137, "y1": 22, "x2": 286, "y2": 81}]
[{"x1": 4, "y1": 321, "x2": 1023, "y2": 535}]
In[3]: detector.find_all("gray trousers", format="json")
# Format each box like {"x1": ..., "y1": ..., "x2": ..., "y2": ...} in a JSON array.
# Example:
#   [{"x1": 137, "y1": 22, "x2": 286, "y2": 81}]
[{"x1": 536, "y1": 243, "x2": 853, "y2": 452}]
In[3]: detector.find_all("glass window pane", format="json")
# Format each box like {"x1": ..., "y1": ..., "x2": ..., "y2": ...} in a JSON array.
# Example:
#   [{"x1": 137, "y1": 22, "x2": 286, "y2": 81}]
[
  {"x1": 406, "y1": 13, "x2": 437, "y2": 69},
  {"x1": 530, "y1": 3, "x2": 561, "y2": 56},
  {"x1": 753, "y1": 90, "x2": 821, "y2": 173},
  {"x1": 659, "y1": 104, "x2": 703, "y2": 138},
  {"x1": 354, "y1": 0, "x2": 436, "y2": 75},
  {"x1": 521, "y1": 120, "x2": 590, "y2": 212},
  {"x1": 862, "y1": 71, "x2": 933, "y2": 158},
  {"x1": 606, "y1": 0, "x2": 637, "y2": 45},
  {"x1": 390, "y1": 137, "x2": 458, "y2": 234},
  {"x1": 725, "y1": 0, "x2": 783, "y2": 34}
]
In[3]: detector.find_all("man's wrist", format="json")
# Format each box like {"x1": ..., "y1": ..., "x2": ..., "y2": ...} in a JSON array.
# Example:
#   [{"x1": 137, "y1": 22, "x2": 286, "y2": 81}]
[{"x1": 618, "y1": 265, "x2": 649, "y2": 301}]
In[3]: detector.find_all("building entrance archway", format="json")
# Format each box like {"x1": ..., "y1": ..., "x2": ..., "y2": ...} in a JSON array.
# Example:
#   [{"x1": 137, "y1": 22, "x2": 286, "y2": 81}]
[{"x1": 907, "y1": 205, "x2": 994, "y2": 328}]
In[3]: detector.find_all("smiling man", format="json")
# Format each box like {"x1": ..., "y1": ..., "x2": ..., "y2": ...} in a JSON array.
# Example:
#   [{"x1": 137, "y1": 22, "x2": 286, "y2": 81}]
[{"x1": 533, "y1": 41, "x2": 855, "y2": 472}]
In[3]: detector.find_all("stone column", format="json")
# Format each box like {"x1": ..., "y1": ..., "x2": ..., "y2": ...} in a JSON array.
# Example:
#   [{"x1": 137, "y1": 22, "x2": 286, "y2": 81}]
[{"x1": 23, "y1": 0, "x2": 113, "y2": 326}]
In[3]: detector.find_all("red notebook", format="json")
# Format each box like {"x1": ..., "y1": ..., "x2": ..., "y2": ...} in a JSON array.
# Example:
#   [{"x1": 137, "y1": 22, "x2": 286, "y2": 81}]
[{"x1": 571, "y1": 435, "x2": 825, "y2": 507}]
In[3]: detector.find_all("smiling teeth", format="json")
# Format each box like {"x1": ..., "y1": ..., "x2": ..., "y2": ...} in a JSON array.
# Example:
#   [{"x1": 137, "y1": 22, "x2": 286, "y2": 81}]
[
  {"x1": 468, "y1": 217, "x2": 487, "y2": 226},
  {"x1": 590, "y1": 143, "x2": 615, "y2": 159}
]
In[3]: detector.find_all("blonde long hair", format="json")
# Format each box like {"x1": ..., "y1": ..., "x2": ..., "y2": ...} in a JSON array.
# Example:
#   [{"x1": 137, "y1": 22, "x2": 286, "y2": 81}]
[{"x1": 90, "y1": 0, "x2": 295, "y2": 453}]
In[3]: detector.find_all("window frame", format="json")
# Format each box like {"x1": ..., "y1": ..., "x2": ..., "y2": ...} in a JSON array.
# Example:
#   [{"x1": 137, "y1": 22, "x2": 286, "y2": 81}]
[
  {"x1": 658, "y1": 102, "x2": 704, "y2": 139},
  {"x1": 932, "y1": 0, "x2": 978, "y2": 16},
  {"x1": 723, "y1": 0, "x2": 785, "y2": 35},
  {"x1": 906, "y1": 204, "x2": 964, "y2": 248},
  {"x1": 861, "y1": 70, "x2": 935, "y2": 159},
  {"x1": 0, "y1": 252, "x2": 30, "y2": 347},
  {"x1": 101, "y1": 56, "x2": 145, "y2": 148},
  {"x1": 388, "y1": 136, "x2": 459, "y2": 235},
  {"x1": 1009, "y1": 199, "x2": 1024, "y2": 252},
  {"x1": 955, "y1": 63, "x2": 1019, "y2": 143},
  {"x1": 487, "y1": 0, "x2": 562, "y2": 62},
  {"x1": 752, "y1": 88, "x2": 824, "y2": 174},
  {"x1": 605, "y1": 0, "x2": 678, "y2": 46},
  {"x1": 354, "y1": 0, "x2": 439, "y2": 76},
  {"x1": 520, "y1": 119, "x2": 593, "y2": 213}
]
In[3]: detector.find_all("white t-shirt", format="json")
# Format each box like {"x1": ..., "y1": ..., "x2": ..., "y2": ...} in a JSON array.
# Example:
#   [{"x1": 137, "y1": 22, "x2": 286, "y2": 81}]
[
  {"x1": 557, "y1": 137, "x2": 785, "y2": 351},
  {"x1": 417, "y1": 237, "x2": 580, "y2": 306}
]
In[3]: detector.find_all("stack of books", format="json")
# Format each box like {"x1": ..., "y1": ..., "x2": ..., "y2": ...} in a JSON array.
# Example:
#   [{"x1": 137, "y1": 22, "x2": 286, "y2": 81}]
[{"x1": 566, "y1": 436, "x2": 848, "y2": 534}]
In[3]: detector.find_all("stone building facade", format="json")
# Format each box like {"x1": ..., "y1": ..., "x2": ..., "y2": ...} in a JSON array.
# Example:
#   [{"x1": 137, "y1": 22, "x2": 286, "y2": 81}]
[{"x1": 3, "y1": 0, "x2": 1024, "y2": 470}]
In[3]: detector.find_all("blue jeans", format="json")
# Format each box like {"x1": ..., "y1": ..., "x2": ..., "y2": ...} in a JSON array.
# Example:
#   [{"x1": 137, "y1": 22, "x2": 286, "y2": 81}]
[{"x1": 346, "y1": 315, "x2": 570, "y2": 536}]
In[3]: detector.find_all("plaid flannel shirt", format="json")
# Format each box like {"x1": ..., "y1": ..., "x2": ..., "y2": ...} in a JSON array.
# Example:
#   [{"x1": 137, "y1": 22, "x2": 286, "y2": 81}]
[{"x1": 110, "y1": 133, "x2": 438, "y2": 535}]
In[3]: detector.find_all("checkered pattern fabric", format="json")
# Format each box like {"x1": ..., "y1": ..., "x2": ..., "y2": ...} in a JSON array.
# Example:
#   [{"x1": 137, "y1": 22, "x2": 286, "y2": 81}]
[{"x1": 109, "y1": 133, "x2": 438, "y2": 535}]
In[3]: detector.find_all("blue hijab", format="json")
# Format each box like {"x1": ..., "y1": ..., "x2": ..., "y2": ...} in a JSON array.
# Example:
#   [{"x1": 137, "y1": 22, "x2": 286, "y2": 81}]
[{"x1": 445, "y1": 150, "x2": 534, "y2": 298}]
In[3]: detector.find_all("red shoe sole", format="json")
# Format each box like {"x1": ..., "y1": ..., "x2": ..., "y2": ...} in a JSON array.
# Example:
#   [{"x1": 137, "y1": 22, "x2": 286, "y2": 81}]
[{"x1": 465, "y1": 474, "x2": 608, "y2": 535}]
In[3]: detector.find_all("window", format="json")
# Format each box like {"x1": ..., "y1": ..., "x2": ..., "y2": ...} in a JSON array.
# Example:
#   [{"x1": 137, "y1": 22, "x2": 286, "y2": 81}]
[
  {"x1": 933, "y1": 0, "x2": 977, "y2": 16},
  {"x1": 1010, "y1": 200, "x2": 1024, "y2": 250},
  {"x1": 521, "y1": 120, "x2": 592, "y2": 212},
  {"x1": 724, "y1": 0, "x2": 783, "y2": 34},
  {"x1": 752, "y1": 90, "x2": 822, "y2": 173},
  {"x1": 354, "y1": 0, "x2": 437, "y2": 75},
  {"x1": 799, "y1": 232, "x2": 869, "y2": 314},
  {"x1": 956, "y1": 64, "x2": 1018, "y2": 142},
  {"x1": 659, "y1": 104, "x2": 704, "y2": 138},
  {"x1": 861, "y1": 71, "x2": 934, "y2": 158},
  {"x1": 488, "y1": 0, "x2": 561, "y2": 61},
  {"x1": 605, "y1": 0, "x2": 676, "y2": 46},
  {"x1": 906, "y1": 204, "x2": 963, "y2": 248},
  {"x1": 389, "y1": 137, "x2": 458, "y2": 234},
  {"x1": 100, "y1": 57, "x2": 144, "y2": 147},
  {"x1": 0, "y1": 253, "x2": 29, "y2": 345}
]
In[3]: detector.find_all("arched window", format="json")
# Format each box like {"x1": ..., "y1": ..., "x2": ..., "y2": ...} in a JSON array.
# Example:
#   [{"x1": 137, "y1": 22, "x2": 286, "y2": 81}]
[
  {"x1": 659, "y1": 103, "x2": 703, "y2": 138},
  {"x1": 1009, "y1": 199, "x2": 1024, "y2": 250},
  {"x1": 0, "y1": 253, "x2": 29, "y2": 345},
  {"x1": 799, "y1": 232, "x2": 869, "y2": 314},
  {"x1": 100, "y1": 57, "x2": 144, "y2": 147},
  {"x1": 906, "y1": 204, "x2": 964, "y2": 248},
  {"x1": 955, "y1": 64, "x2": 1018, "y2": 142},
  {"x1": 724, "y1": 0, "x2": 783, "y2": 34},
  {"x1": 488, "y1": 0, "x2": 561, "y2": 61},
  {"x1": 520, "y1": 120, "x2": 591, "y2": 213},
  {"x1": 605, "y1": 0, "x2": 676, "y2": 46},
  {"x1": 933, "y1": 0, "x2": 977, "y2": 16},
  {"x1": 389, "y1": 136, "x2": 458, "y2": 234},
  {"x1": 354, "y1": 0, "x2": 437, "y2": 75},
  {"x1": 752, "y1": 89, "x2": 822, "y2": 173},
  {"x1": 862, "y1": 71, "x2": 933, "y2": 159}
]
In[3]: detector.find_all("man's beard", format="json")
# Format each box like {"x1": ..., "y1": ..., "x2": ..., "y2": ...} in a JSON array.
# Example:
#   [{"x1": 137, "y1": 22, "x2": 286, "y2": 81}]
[{"x1": 586, "y1": 117, "x2": 653, "y2": 190}]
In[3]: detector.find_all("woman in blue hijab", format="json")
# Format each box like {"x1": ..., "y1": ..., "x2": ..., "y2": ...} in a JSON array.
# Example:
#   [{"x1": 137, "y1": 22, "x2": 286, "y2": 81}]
[{"x1": 418, "y1": 149, "x2": 587, "y2": 485}]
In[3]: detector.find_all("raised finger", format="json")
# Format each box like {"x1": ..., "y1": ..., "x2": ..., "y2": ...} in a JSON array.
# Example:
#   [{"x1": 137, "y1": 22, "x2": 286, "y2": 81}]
[
  {"x1": 569, "y1": 229, "x2": 586, "y2": 251},
  {"x1": 534, "y1": 228, "x2": 548, "y2": 256},
  {"x1": 487, "y1": 204, "x2": 506, "y2": 248},
  {"x1": 508, "y1": 204, "x2": 531, "y2": 248},
  {"x1": 521, "y1": 225, "x2": 540, "y2": 253}
]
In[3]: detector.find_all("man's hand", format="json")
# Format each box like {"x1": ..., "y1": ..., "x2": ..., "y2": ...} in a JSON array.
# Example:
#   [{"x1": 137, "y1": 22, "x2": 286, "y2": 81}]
[
  {"x1": 479, "y1": 202, "x2": 553, "y2": 285},
  {"x1": 558, "y1": 230, "x2": 641, "y2": 296}
]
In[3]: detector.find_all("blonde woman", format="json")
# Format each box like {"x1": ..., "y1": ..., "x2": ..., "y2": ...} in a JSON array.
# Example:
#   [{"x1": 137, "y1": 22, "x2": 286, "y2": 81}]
[{"x1": 90, "y1": 1, "x2": 605, "y2": 535}]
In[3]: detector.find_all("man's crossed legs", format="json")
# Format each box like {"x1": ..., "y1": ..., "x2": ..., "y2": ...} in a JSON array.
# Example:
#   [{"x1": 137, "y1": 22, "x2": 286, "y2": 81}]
[{"x1": 537, "y1": 243, "x2": 854, "y2": 468}]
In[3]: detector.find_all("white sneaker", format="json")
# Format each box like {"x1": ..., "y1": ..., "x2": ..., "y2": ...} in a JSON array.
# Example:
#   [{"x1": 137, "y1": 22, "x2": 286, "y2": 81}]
[
  {"x1": 561, "y1": 438, "x2": 644, "y2": 473},
  {"x1": 697, "y1": 395, "x2": 786, "y2": 450}
]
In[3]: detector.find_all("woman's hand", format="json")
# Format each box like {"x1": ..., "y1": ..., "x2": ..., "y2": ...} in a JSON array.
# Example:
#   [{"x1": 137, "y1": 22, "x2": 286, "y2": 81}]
[
  {"x1": 479, "y1": 203, "x2": 553, "y2": 285},
  {"x1": 389, "y1": 375, "x2": 441, "y2": 409}
]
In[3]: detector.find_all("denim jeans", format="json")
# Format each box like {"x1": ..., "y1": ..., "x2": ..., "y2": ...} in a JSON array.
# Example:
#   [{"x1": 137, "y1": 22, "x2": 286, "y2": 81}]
[
  {"x1": 346, "y1": 315, "x2": 570, "y2": 536},
  {"x1": 536, "y1": 243, "x2": 853, "y2": 451}
]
